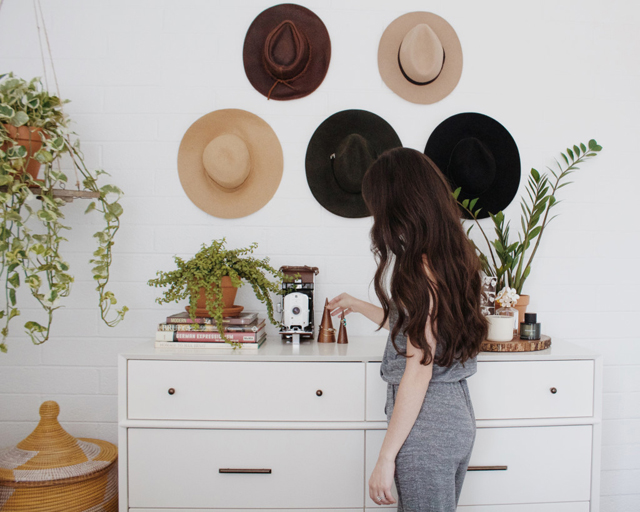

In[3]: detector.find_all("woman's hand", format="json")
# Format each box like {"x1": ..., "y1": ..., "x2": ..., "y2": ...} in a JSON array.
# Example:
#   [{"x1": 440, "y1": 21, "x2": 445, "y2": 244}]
[
  {"x1": 327, "y1": 293, "x2": 389, "y2": 329},
  {"x1": 327, "y1": 293, "x2": 361, "y2": 317},
  {"x1": 369, "y1": 456, "x2": 397, "y2": 505}
]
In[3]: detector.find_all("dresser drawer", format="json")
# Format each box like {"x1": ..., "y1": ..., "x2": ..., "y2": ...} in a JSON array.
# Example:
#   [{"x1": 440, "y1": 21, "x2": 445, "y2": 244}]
[
  {"x1": 459, "y1": 425, "x2": 592, "y2": 505},
  {"x1": 128, "y1": 428, "x2": 364, "y2": 509},
  {"x1": 128, "y1": 360, "x2": 365, "y2": 421},
  {"x1": 469, "y1": 361, "x2": 594, "y2": 419},
  {"x1": 457, "y1": 504, "x2": 589, "y2": 512}
]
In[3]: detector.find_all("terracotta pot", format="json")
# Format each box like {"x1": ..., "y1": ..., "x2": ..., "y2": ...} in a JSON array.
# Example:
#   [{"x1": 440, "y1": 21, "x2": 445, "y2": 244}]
[
  {"x1": 513, "y1": 294, "x2": 530, "y2": 333},
  {"x1": 1, "y1": 124, "x2": 45, "y2": 180},
  {"x1": 195, "y1": 276, "x2": 238, "y2": 310}
]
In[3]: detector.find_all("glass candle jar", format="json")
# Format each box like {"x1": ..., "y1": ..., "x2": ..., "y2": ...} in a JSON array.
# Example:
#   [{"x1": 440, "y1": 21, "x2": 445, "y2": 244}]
[{"x1": 496, "y1": 306, "x2": 518, "y2": 339}]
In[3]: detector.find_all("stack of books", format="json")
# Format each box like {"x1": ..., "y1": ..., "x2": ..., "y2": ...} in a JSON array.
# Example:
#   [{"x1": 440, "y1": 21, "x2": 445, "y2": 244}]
[{"x1": 155, "y1": 312, "x2": 267, "y2": 350}]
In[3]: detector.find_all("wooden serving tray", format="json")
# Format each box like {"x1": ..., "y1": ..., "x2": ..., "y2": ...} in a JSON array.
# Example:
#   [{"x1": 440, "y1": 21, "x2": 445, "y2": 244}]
[{"x1": 481, "y1": 335, "x2": 551, "y2": 352}]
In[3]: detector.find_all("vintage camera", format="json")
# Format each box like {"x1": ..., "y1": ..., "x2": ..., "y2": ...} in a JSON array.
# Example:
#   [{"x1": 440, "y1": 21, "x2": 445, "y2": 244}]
[{"x1": 277, "y1": 266, "x2": 319, "y2": 343}]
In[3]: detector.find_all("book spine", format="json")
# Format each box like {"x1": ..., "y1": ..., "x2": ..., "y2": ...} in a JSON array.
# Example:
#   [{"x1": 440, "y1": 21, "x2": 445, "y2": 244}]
[
  {"x1": 156, "y1": 329, "x2": 264, "y2": 343},
  {"x1": 157, "y1": 320, "x2": 264, "y2": 333}
]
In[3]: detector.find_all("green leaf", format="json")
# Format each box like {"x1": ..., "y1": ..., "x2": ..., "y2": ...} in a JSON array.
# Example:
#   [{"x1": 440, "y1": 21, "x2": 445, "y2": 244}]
[
  {"x1": 580, "y1": 143, "x2": 587, "y2": 153},
  {"x1": 107, "y1": 202, "x2": 123, "y2": 217},
  {"x1": 8, "y1": 272, "x2": 20, "y2": 288},
  {"x1": 452, "y1": 187, "x2": 461, "y2": 200},
  {"x1": 0, "y1": 104, "x2": 15, "y2": 119},
  {"x1": 461, "y1": 199, "x2": 469, "y2": 208},
  {"x1": 469, "y1": 198, "x2": 478, "y2": 211},
  {"x1": 24, "y1": 321, "x2": 46, "y2": 333},
  {"x1": 567, "y1": 148, "x2": 574, "y2": 160},
  {"x1": 8, "y1": 307, "x2": 19, "y2": 319},
  {"x1": 0, "y1": 175, "x2": 13, "y2": 186},
  {"x1": 85, "y1": 201, "x2": 96, "y2": 214},
  {"x1": 588, "y1": 139, "x2": 602, "y2": 152},
  {"x1": 531, "y1": 168, "x2": 540, "y2": 181},
  {"x1": 528, "y1": 226, "x2": 542, "y2": 239},
  {"x1": 573, "y1": 145, "x2": 580, "y2": 157},
  {"x1": 561, "y1": 153, "x2": 568, "y2": 165},
  {"x1": 11, "y1": 111, "x2": 29, "y2": 127}
]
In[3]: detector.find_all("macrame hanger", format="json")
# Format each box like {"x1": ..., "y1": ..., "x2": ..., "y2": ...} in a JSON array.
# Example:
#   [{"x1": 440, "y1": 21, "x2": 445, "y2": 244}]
[{"x1": 32, "y1": 0, "x2": 81, "y2": 189}]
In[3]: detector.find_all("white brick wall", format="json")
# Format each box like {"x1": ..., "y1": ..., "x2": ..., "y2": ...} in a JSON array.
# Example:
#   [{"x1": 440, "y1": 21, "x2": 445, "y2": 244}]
[{"x1": 1, "y1": 0, "x2": 639, "y2": 509}]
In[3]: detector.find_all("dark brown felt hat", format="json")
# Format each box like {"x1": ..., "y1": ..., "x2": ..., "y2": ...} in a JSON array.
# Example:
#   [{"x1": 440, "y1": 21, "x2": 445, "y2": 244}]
[
  {"x1": 305, "y1": 110, "x2": 402, "y2": 218},
  {"x1": 424, "y1": 112, "x2": 521, "y2": 219},
  {"x1": 177, "y1": 109, "x2": 283, "y2": 219},
  {"x1": 243, "y1": 3, "x2": 331, "y2": 101}
]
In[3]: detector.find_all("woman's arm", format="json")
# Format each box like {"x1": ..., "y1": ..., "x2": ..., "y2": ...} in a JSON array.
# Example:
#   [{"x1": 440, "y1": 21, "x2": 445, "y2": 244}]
[
  {"x1": 327, "y1": 293, "x2": 389, "y2": 330},
  {"x1": 368, "y1": 326, "x2": 436, "y2": 505}
]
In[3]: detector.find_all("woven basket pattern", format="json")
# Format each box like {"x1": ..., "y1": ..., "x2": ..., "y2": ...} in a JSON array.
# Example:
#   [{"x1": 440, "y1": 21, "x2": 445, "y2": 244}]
[{"x1": 0, "y1": 401, "x2": 118, "y2": 511}]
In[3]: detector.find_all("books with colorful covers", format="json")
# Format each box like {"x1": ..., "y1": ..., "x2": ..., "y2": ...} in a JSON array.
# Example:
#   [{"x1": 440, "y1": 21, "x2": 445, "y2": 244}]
[
  {"x1": 157, "y1": 318, "x2": 265, "y2": 333},
  {"x1": 155, "y1": 333, "x2": 267, "y2": 350},
  {"x1": 166, "y1": 311, "x2": 258, "y2": 325},
  {"x1": 156, "y1": 323, "x2": 265, "y2": 343}
]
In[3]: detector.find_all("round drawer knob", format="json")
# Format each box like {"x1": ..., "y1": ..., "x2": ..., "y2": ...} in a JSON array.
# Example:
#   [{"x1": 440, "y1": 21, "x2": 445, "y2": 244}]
[
  {"x1": 168, "y1": 388, "x2": 176, "y2": 395},
  {"x1": 550, "y1": 387, "x2": 557, "y2": 394},
  {"x1": 316, "y1": 390, "x2": 323, "y2": 397}
]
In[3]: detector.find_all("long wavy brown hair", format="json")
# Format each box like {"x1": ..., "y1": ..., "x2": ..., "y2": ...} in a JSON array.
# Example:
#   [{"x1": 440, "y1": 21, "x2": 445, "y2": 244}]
[{"x1": 361, "y1": 147, "x2": 487, "y2": 366}]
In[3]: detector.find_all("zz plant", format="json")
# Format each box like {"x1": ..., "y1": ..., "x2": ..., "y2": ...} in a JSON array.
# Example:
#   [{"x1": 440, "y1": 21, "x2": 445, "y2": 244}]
[
  {"x1": 148, "y1": 238, "x2": 291, "y2": 346},
  {"x1": 457, "y1": 139, "x2": 602, "y2": 294},
  {"x1": 0, "y1": 73, "x2": 127, "y2": 352}
]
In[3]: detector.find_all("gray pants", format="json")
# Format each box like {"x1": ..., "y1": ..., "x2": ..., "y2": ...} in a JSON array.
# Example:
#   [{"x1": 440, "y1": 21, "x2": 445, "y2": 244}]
[{"x1": 385, "y1": 379, "x2": 476, "y2": 512}]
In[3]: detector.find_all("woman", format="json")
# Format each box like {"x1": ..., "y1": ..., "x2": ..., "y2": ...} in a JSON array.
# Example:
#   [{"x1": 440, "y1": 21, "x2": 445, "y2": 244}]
[{"x1": 328, "y1": 148, "x2": 487, "y2": 511}]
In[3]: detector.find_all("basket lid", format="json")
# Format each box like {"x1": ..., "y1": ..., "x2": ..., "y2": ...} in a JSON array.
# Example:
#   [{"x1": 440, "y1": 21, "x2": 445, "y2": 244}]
[{"x1": 0, "y1": 401, "x2": 117, "y2": 485}]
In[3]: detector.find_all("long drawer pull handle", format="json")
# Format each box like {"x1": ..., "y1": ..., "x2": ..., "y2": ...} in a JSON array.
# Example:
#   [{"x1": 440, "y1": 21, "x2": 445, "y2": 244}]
[
  {"x1": 219, "y1": 468, "x2": 272, "y2": 474},
  {"x1": 467, "y1": 465, "x2": 508, "y2": 471}
]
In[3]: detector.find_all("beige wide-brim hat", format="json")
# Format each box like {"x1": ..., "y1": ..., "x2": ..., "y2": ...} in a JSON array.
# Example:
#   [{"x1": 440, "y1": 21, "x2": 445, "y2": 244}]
[
  {"x1": 378, "y1": 12, "x2": 463, "y2": 105},
  {"x1": 177, "y1": 109, "x2": 283, "y2": 219}
]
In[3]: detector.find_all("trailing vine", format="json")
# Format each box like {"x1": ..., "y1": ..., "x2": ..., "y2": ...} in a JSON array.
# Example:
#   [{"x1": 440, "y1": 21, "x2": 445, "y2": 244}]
[{"x1": 0, "y1": 73, "x2": 127, "y2": 352}]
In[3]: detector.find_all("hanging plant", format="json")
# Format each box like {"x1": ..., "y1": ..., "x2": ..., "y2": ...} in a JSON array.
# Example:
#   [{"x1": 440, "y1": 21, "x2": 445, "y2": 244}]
[{"x1": 0, "y1": 73, "x2": 127, "y2": 352}]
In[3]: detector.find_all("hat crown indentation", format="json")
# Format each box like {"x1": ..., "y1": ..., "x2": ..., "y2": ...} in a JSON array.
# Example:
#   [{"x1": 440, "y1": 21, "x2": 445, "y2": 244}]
[
  {"x1": 332, "y1": 133, "x2": 375, "y2": 195},
  {"x1": 399, "y1": 23, "x2": 444, "y2": 84},
  {"x1": 448, "y1": 137, "x2": 497, "y2": 196},
  {"x1": 202, "y1": 133, "x2": 251, "y2": 190},
  {"x1": 264, "y1": 20, "x2": 310, "y2": 81}
]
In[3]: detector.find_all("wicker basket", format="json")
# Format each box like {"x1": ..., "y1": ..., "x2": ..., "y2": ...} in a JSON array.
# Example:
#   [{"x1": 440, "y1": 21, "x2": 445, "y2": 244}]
[{"x1": 0, "y1": 401, "x2": 117, "y2": 511}]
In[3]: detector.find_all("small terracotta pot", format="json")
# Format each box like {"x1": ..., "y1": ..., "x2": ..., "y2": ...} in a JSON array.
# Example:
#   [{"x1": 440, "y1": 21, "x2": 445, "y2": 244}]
[
  {"x1": 1, "y1": 124, "x2": 45, "y2": 180},
  {"x1": 195, "y1": 276, "x2": 238, "y2": 310},
  {"x1": 513, "y1": 294, "x2": 530, "y2": 333}
]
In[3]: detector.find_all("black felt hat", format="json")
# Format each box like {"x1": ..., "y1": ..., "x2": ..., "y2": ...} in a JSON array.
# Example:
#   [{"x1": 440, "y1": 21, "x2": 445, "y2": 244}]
[
  {"x1": 425, "y1": 112, "x2": 521, "y2": 219},
  {"x1": 305, "y1": 110, "x2": 402, "y2": 218}
]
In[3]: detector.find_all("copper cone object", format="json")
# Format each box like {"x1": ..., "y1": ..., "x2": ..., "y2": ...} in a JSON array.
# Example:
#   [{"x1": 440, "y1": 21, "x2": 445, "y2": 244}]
[
  {"x1": 337, "y1": 311, "x2": 349, "y2": 344},
  {"x1": 318, "y1": 298, "x2": 336, "y2": 343}
]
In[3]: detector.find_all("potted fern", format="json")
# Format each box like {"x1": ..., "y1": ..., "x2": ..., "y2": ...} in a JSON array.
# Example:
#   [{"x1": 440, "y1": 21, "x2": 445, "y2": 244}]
[
  {"x1": 0, "y1": 73, "x2": 127, "y2": 352},
  {"x1": 148, "y1": 238, "x2": 291, "y2": 345}
]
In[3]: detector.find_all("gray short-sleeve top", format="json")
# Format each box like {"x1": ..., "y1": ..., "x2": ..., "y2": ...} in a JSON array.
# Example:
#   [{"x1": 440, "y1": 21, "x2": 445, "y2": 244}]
[{"x1": 380, "y1": 305, "x2": 477, "y2": 384}]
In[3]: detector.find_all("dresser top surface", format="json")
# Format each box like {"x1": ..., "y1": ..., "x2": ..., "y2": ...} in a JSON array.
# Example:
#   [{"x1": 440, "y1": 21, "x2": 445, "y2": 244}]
[{"x1": 121, "y1": 337, "x2": 599, "y2": 362}]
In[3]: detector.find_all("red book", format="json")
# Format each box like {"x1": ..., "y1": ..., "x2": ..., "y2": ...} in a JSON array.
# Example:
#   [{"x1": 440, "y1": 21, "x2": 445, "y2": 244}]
[
  {"x1": 156, "y1": 325, "x2": 265, "y2": 343},
  {"x1": 166, "y1": 311, "x2": 258, "y2": 325}
]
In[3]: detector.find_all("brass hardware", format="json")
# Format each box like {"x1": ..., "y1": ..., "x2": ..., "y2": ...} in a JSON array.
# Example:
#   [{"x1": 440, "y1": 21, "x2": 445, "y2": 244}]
[
  {"x1": 219, "y1": 468, "x2": 272, "y2": 474},
  {"x1": 550, "y1": 387, "x2": 557, "y2": 394},
  {"x1": 316, "y1": 390, "x2": 323, "y2": 396},
  {"x1": 467, "y1": 465, "x2": 508, "y2": 471},
  {"x1": 168, "y1": 388, "x2": 175, "y2": 395}
]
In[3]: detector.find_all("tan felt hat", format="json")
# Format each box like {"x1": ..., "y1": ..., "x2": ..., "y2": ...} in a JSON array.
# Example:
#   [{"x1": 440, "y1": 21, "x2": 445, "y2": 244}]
[
  {"x1": 177, "y1": 109, "x2": 283, "y2": 219},
  {"x1": 378, "y1": 12, "x2": 463, "y2": 105}
]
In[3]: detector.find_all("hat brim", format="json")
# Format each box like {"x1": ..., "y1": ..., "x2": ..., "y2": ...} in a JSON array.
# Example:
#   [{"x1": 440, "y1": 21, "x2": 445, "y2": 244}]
[
  {"x1": 306, "y1": 110, "x2": 402, "y2": 218},
  {"x1": 378, "y1": 12, "x2": 462, "y2": 105},
  {"x1": 178, "y1": 109, "x2": 283, "y2": 219},
  {"x1": 424, "y1": 112, "x2": 521, "y2": 219},
  {"x1": 243, "y1": 4, "x2": 331, "y2": 101}
]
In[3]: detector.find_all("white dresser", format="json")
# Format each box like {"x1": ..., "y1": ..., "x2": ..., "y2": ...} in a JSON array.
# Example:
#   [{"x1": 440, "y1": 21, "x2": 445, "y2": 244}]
[{"x1": 118, "y1": 337, "x2": 602, "y2": 512}]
